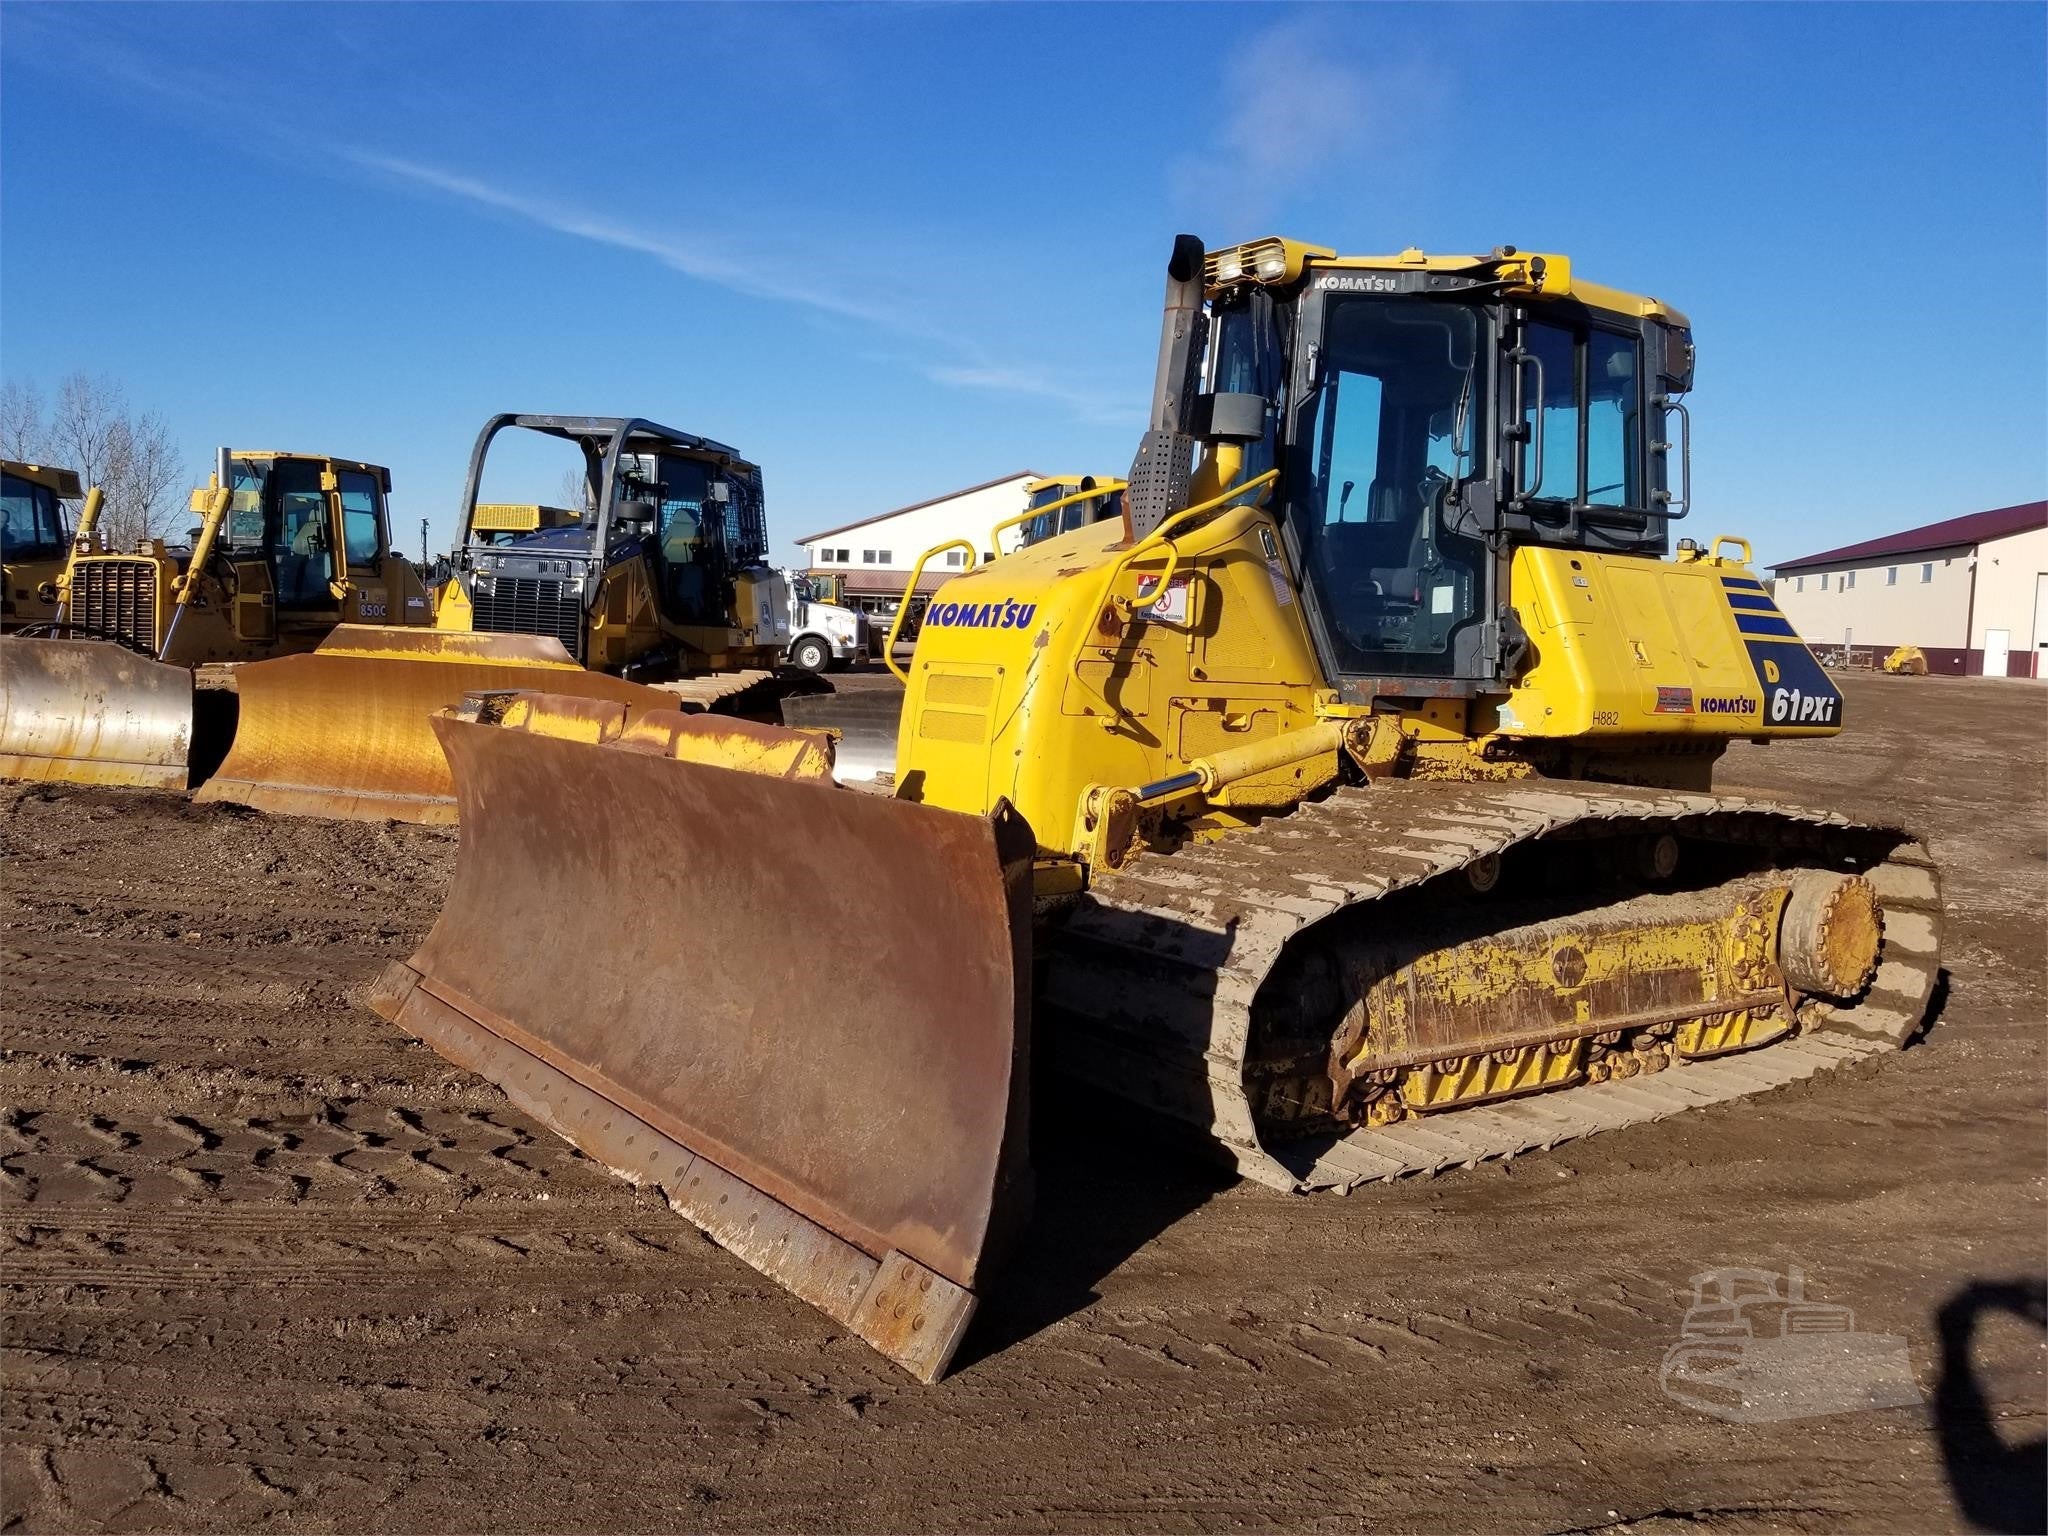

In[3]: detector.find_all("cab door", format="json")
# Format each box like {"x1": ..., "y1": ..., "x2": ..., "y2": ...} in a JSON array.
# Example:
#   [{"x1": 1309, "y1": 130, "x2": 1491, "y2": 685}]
[
  {"x1": 222, "y1": 459, "x2": 280, "y2": 643},
  {"x1": 334, "y1": 467, "x2": 395, "y2": 622},
  {"x1": 266, "y1": 458, "x2": 345, "y2": 634}
]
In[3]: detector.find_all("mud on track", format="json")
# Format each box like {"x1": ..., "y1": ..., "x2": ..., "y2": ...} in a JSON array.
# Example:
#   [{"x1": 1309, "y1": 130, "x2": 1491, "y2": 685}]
[{"x1": 4, "y1": 673, "x2": 2044, "y2": 1533}]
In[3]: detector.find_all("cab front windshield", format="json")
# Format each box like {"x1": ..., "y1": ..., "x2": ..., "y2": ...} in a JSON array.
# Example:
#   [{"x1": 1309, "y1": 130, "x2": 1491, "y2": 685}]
[{"x1": 1291, "y1": 296, "x2": 1487, "y2": 677}]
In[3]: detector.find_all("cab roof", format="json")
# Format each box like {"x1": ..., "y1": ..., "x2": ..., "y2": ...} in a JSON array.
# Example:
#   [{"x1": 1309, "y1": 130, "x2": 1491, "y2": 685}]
[
  {"x1": 229, "y1": 450, "x2": 392, "y2": 477},
  {"x1": 1, "y1": 461, "x2": 85, "y2": 499},
  {"x1": 1206, "y1": 236, "x2": 1690, "y2": 327}
]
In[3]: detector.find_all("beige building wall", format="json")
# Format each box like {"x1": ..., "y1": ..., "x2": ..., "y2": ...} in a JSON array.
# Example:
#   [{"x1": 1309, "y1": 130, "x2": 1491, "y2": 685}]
[
  {"x1": 1968, "y1": 523, "x2": 2048, "y2": 663},
  {"x1": 1772, "y1": 521, "x2": 2048, "y2": 675},
  {"x1": 799, "y1": 474, "x2": 1040, "y2": 586},
  {"x1": 1774, "y1": 544, "x2": 1974, "y2": 651}
]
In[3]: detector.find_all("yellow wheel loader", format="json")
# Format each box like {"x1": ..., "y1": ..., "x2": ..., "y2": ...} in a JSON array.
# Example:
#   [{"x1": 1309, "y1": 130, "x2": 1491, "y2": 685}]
[
  {"x1": 2, "y1": 461, "x2": 87, "y2": 631},
  {"x1": 0, "y1": 450, "x2": 436, "y2": 789},
  {"x1": 372, "y1": 236, "x2": 1941, "y2": 1380},
  {"x1": 193, "y1": 415, "x2": 823, "y2": 822}
]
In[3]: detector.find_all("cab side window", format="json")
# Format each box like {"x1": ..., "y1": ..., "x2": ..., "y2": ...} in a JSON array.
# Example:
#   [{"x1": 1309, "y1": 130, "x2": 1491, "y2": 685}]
[
  {"x1": 1586, "y1": 331, "x2": 1641, "y2": 508},
  {"x1": 1518, "y1": 321, "x2": 1644, "y2": 512},
  {"x1": 1, "y1": 473, "x2": 66, "y2": 560},
  {"x1": 338, "y1": 471, "x2": 383, "y2": 568},
  {"x1": 1519, "y1": 322, "x2": 1580, "y2": 504}
]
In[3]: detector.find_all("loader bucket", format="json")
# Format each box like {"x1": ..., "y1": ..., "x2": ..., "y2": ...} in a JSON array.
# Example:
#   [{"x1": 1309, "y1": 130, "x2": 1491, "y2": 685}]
[
  {"x1": 0, "y1": 636, "x2": 194, "y2": 789},
  {"x1": 195, "y1": 625, "x2": 675, "y2": 822},
  {"x1": 370, "y1": 693, "x2": 1035, "y2": 1381}
]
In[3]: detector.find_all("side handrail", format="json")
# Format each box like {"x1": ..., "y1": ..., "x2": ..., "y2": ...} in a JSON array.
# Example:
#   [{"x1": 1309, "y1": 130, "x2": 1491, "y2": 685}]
[
  {"x1": 1070, "y1": 467, "x2": 1279, "y2": 721},
  {"x1": 1508, "y1": 347, "x2": 1546, "y2": 509},
  {"x1": 1655, "y1": 394, "x2": 1692, "y2": 519},
  {"x1": 51, "y1": 485, "x2": 106, "y2": 628},
  {"x1": 1102, "y1": 467, "x2": 1278, "y2": 621},
  {"x1": 1712, "y1": 534, "x2": 1752, "y2": 566},
  {"x1": 987, "y1": 479, "x2": 1130, "y2": 556},
  {"x1": 882, "y1": 538, "x2": 976, "y2": 684}
]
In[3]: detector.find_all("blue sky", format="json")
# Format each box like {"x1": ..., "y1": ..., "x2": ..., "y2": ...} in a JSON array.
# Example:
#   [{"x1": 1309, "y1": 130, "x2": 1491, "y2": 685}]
[{"x1": 4, "y1": 2, "x2": 2043, "y2": 569}]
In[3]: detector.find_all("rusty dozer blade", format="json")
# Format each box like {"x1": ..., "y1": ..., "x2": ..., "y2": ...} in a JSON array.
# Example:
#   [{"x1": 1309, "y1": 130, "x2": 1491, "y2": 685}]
[
  {"x1": 781, "y1": 687, "x2": 903, "y2": 783},
  {"x1": 196, "y1": 625, "x2": 677, "y2": 823},
  {"x1": 369, "y1": 693, "x2": 1035, "y2": 1381},
  {"x1": 0, "y1": 635, "x2": 194, "y2": 789}
]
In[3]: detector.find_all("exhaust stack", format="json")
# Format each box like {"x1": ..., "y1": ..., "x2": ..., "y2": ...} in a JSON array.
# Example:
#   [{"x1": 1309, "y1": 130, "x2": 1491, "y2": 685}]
[{"x1": 1123, "y1": 234, "x2": 1207, "y2": 539}]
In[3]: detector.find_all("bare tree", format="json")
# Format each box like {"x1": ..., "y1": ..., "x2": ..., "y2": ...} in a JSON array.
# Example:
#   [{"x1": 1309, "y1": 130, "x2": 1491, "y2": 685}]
[
  {"x1": 0, "y1": 379, "x2": 47, "y2": 461},
  {"x1": 0, "y1": 372, "x2": 186, "y2": 549},
  {"x1": 556, "y1": 466, "x2": 592, "y2": 514}
]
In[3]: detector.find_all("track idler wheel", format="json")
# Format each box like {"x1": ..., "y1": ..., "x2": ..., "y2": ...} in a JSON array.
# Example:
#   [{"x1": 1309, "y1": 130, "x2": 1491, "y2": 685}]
[{"x1": 1778, "y1": 872, "x2": 1883, "y2": 999}]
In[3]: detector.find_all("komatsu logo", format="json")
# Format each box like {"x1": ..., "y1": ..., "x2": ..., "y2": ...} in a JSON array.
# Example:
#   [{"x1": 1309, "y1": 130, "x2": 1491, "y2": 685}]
[
  {"x1": 1699, "y1": 695, "x2": 1758, "y2": 715},
  {"x1": 1318, "y1": 274, "x2": 1399, "y2": 293},
  {"x1": 922, "y1": 598, "x2": 1038, "y2": 630}
]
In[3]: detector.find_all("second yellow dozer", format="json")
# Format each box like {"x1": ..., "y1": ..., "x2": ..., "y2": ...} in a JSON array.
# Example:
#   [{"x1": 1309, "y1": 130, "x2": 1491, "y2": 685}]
[
  {"x1": 0, "y1": 450, "x2": 439, "y2": 790},
  {"x1": 373, "y1": 236, "x2": 1942, "y2": 1380},
  {"x1": 196, "y1": 415, "x2": 812, "y2": 822}
]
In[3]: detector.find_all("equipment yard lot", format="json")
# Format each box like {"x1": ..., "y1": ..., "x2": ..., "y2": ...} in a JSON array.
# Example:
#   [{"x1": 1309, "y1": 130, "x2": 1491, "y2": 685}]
[{"x1": 2, "y1": 672, "x2": 2041, "y2": 1535}]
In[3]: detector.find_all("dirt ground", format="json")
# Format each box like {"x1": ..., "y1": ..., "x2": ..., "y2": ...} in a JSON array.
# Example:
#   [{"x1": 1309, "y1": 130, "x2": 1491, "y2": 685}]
[{"x1": 3, "y1": 672, "x2": 2043, "y2": 1535}]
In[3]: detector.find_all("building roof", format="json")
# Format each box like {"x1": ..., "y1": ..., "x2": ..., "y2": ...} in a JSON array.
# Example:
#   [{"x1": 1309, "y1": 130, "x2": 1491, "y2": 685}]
[
  {"x1": 1773, "y1": 500, "x2": 2047, "y2": 572},
  {"x1": 793, "y1": 470, "x2": 1042, "y2": 545}
]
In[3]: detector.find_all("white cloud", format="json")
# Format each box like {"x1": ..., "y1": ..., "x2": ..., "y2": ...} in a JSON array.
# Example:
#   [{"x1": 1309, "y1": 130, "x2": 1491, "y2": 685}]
[
  {"x1": 344, "y1": 151, "x2": 914, "y2": 334},
  {"x1": 12, "y1": 6, "x2": 1142, "y2": 427},
  {"x1": 1170, "y1": 15, "x2": 1428, "y2": 229},
  {"x1": 922, "y1": 363, "x2": 1144, "y2": 427},
  {"x1": 346, "y1": 151, "x2": 1142, "y2": 424}
]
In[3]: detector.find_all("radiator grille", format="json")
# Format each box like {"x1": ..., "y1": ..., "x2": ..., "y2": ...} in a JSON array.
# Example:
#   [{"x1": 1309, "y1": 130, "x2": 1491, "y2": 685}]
[
  {"x1": 915, "y1": 668, "x2": 996, "y2": 745},
  {"x1": 72, "y1": 560, "x2": 159, "y2": 652},
  {"x1": 471, "y1": 577, "x2": 584, "y2": 660},
  {"x1": 917, "y1": 708, "x2": 988, "y2": 745},
  {"x1": 925, "y1": 672, "x2": 995, "y2": 710}
]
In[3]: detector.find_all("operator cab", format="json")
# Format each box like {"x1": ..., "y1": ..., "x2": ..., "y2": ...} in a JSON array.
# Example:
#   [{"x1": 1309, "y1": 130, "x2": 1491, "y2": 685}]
[
  {"x1": 455, "y1": 415, "x2": 767, "y2": 658},
  {"x1": 1188, "y1": 239, "x2": 1694, "y2": 700},
  {"x1": 1, "y1": 463, "x2": 77, "y2": 567},
  {"x1": 218, "y1": 452, "x2": 393, "y2": 613}
]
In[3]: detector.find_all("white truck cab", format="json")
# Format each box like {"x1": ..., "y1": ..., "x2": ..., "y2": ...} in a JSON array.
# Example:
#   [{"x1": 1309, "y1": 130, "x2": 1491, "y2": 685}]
[{"x1": 785, "y1": 570, "x2": 869, "y2": 672}]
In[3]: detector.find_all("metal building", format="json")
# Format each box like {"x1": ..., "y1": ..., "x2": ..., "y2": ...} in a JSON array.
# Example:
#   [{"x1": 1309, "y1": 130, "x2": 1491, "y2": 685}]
[{"x1": 1771, "y1": 501, "x2": 2048, "y2": 677}]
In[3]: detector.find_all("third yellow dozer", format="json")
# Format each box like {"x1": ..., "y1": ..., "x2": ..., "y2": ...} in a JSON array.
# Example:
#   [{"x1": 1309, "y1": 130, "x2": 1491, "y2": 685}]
[
  {"x1": 197, "y1": 414, "x2": 810, "y2": 821},
  {"x1": 3, "y1": 460, "x2": 88, "y2": 632},
  {"x1": 374, "y1": 236, "x2": 1942, "y2": 1380}
]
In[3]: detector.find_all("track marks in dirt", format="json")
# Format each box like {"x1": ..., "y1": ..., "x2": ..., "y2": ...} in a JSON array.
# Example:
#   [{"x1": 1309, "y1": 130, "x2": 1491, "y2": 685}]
[
  {"x1": 2, "y1": 681, "x2": 2043, "y2": 1533},
  {"x1": 0, "y1": 1100, "x2": 604, "y2": 1211}
]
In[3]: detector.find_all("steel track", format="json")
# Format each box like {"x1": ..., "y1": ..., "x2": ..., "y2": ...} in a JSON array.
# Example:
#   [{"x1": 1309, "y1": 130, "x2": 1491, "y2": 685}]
[{"x1": 1041, "y1": 781, "x2": 1942, "y2": 1193}]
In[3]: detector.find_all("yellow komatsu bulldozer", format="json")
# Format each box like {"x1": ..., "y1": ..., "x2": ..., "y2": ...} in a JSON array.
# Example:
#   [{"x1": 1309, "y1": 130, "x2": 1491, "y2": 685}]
[
  {"x1": 0, "y1": 450, "x2": 436, "y2": 789},
  {"x1": 191, "y1": 414, "x2": 817, "y2": 822},
  {"x1": 2, "y1": 461, "x2": 89, "y2": 631},
  {"x1": 371, "y1": 236, "x2": 1943, "y2": 1381}
]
